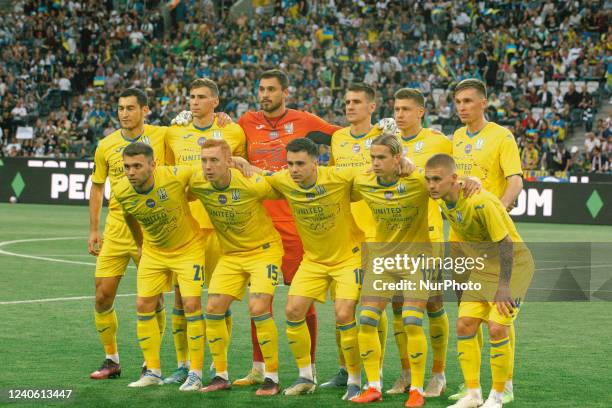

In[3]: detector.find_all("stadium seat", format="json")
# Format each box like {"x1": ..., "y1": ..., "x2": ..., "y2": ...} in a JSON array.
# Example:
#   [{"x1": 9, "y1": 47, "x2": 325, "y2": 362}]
[
  {"x1": 546, "y1": 81, "x2": 559, "y2": 92},
  {"x1": 559, "y1": 81, "x2": 571, "y2": 96},
  {"x1": 574, "y1": 80, "x2": 586, "y2": 91},
  {"x1": 531, "y1": 108, "x2": 544, "y2": 120},
  {"x1": 587, "y1": 81, "x2": 599, "y2": 94}
]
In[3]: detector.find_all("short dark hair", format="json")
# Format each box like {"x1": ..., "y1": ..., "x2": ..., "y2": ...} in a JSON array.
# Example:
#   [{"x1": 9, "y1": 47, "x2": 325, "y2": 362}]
[
  {"x1": 454, "y1": 78, "x2": 487, "y2": 99},
  {"x1": 425, "y1": 153, "x2": 456, "y2": 172},
  {"x1": 394, "y1": 88, "x2": 425, "y2": 107},
  {"x1": 348, "y1": 82, "x2": 376, "y2": 102},
  {"x1": 119, "y1": 88, "x2": 148, "y2": 107},
  {"x1": 190, "y1": 78, "x2": 219, "y2": 97},
  {"x1": 123, "y1": 142, "x2": 154, "y2": 160},
  {"x1": 286, "y1": 138, "x2": 319, "y2": 158},
  {"x1": 259, "y1": 69, "x2": 289, "y2": 90}
]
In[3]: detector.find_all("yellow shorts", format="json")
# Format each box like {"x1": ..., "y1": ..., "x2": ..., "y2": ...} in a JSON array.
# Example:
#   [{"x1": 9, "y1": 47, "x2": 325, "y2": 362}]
[
  {"x1": 209, "y1": 242, "x2": 284, "y2": 300},
  {"x1": 95, "y1": 216, "x2": 139, "y2": 278},
  {"x1": 459, "y1": 301, "x2": 520, "y2": 326},
  {"x1": 290, "y1": 255, "x2": 362, "y2": 303},
  {"x1": 138, "y1": 237, "x2": 206, "y2": 298},
  {"x1": 172, "y1": 228, "x2": 220, "y2": 288}
]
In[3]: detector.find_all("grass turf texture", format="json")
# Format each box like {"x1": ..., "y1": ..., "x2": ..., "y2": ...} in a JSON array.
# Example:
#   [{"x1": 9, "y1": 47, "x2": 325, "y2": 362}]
[{"x1": 0, "y1": 203, "x2": 611, "y2": 407}]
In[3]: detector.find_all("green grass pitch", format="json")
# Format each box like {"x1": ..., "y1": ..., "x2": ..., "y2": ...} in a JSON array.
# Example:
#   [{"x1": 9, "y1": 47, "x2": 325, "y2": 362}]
[{"x1": 0, "y1": 203, "x2": 611, "y2": 407}]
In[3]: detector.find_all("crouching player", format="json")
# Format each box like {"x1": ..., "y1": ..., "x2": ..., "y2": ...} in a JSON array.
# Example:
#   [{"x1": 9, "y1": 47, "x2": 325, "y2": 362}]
[
  {"x1": 189, "y1": 139, "x2": 283, "y2": 396},
  {"x1": 115, "y1": 142, "x2": 206, "y2": 390},
  {"x1": 424, "y1": 154, "x2": 533, "y2": 408}
]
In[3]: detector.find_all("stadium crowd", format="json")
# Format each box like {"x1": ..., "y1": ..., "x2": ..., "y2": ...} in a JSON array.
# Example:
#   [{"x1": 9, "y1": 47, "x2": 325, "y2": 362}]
[{"x1": 0, "y1": 0, "x2": 610, "y2": 172}]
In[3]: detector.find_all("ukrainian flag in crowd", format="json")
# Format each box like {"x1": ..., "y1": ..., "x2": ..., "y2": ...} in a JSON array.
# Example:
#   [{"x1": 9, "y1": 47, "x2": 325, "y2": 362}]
[
  {"x1": 506, "y1": 43, "x2": 518, "y2": 55},
  {"x1": 435, "y1": 49, "x2": 454, "y2": 79},
  {"x1": 93, "y1": 76, "x2": 105, "y2": 87}
]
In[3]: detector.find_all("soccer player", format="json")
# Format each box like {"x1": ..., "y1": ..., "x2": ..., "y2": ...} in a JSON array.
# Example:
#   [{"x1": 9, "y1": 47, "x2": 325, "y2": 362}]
[
  {"x1": 234, "y1": 69, "x2": 341, "y2": 385},
  {"x1": 424, "y1": 154, "x2": 533, "y2": 408},
  {"x1": 348, "y1": 134, "x2": 432, "y2": 407},
  {"x1": 450, "y1": 79, "x2": 523, "y2": 403},
  {"x1": 394, "y1": 88, "x2": 453, "y2": 397},
  {"x1": 252, "y1": 138, "x2": 362, "y2": 399},
  {"x1": 88, "y1": 89, "x2": 167, "y2": 380},
  {"x1": 323, "y1": 82, "x2": 390, "y2": 390},
  {"x1": 189, "y1": 139, "x2": 283, "y2": 396},
  {"x1": 163, "y1": 78, "x2": 246, "y2": 384},
  {"x1": 115, "y1": 143, "x2": 205, "y2": 390}
]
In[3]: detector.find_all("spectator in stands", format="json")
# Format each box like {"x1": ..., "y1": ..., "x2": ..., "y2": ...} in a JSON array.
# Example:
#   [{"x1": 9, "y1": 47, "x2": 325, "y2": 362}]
[
  {"x1": 589, "y1": 147, "x2": 609, "y2": 173},
  {"x1": 537, "y1": 84, "x2": 553, "y2": 108},
  {"x1": 521, "y1": 139, "x2": 540, "y2": 170},
  {"x1": 584, "y1": 132, "x2": 601, "y2": 159}
]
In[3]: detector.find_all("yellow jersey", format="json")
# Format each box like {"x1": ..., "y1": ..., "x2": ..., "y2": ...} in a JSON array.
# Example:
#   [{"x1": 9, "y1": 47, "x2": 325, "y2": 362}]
[
  {"x1": 115, "y1": 165, "x2": 200, "y2": 252},
  {"x1": 91, "y1": 125, "x2": 168, "y2": 222},
  {"x1": 352, "y1": 171, "x2": 430, "y2": 243},
  {"x1": 189, "y1": 168, "x2": 282, "y2": 254},
  {"x1": 452, "y1": 122, "x2": 522, "y2": 199},
  {"x1": 329, "y1": 125, "x2": 383, "y2": 240},
  {"x1": 266, "y1": 167, "x2": 362, "y2": 265},
  {"x1": 165, "y1": 119, "x2": 247, "y2": 229},
  {"x1": 400, "y1": 127, "x2": 452, "y2": 242}
]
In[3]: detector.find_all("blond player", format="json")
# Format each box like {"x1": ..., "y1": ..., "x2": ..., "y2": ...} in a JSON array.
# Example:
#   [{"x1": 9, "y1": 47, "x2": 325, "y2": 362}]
[
  {"x1": 88, "y1": 89, "x2": 168, "y2": 380},
  {"x1": 393, "y1": 88, "x2": 453, "y2": 397},
  {"x1": 450, "y1": 79, "x2": 523, "y2": 404},
  {"x1": 163, "y1": 78, "x2": 246, "y2": 384},
  {"x1": 115, "y1": 143, "x2": 205, "y2": 390},
  {"x1": 425, "y1": 154, "x2": 532, "y2": 408},
  {"x1": 189, "y1": 139, "x2": 283, "y2": 396}
]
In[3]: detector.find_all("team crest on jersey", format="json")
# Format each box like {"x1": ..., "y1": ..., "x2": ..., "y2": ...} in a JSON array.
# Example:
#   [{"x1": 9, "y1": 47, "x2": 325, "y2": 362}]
[
  {"x1": 415, "y1": 141, "x2": 424, "y2": 152},
  {"x1": 212, "y1": 130, "x2": 222, "y2": 140},
  {"x1": 456, "y1": 211, "x2": 463, "y2": 223},
  {"x1": 218, "y1": 194, "x2": 227, "y2": 204},
  {"x1": 198, "y1": 137, "x2": 206, "y2": 146},
  {"x1": 269, "y1": 130, "x2": 279, "y2": 139},
  {"x1": 365, "y1": 139, "x2": 373, "y2": 149},
  {"x1": 157, "y1": 187, "x2": 168, "y2": 201},
  {"x1": 465, "y1": 144, "x2": 472, "y2": 154},
  {"x1": 397, "y1": 183, "x2": 406, "y2": 194},
  {"x1": 146, "y1": 199, "x2": 156, "y2": 208},
  {"x1": 315, "y1": 185, "x2": 326, "y2": 195},
  {"x1": 475, "y1": 139, "x2": 484, "y2": 150},
  {"x1": 305, "y1": 192, "x2": 316, "y2": 201},
  {"x1": 384, "y1": 191, "x2": 393, "y2": 200},
  {"x1": 352, "y1": 143, "x2": 361, "y2": 153},
  {"x1": 231, "y1": 189, "x2": 241, "y2": 201},
  {"x1": 284, "y1": 122, "x2": 294, "y2": 135}
]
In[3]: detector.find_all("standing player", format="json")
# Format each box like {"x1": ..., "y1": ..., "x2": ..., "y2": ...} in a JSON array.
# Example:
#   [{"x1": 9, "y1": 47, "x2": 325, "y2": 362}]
[
  {"x1": 450, "y1": 79, "x2": 523, "y2": 403},
  {"x1": 257, "y1": 138, "x2": 363, "y2": 400},
  {"x1": 189, "y1": 139, "x2": 283, "y2": 396},
  {"x1": 163, "y1": 78, "x2": 246, "y2": 384},
  {"x1": 394, "y1": 88, "x2": 452, "y2": 397},
  {"x1": 87, "y1": 89, "x2": 167, "y2": 380},
  {"x1": 116, "y1": 143, "x2": 206, "y2": 390},
  {"x1": 322, "y1": 83, "x2": 389, "y2": 390},
  {"x1": 424, "y1": 154, "x2": 532, "y2": 408},
  {"x1": 234, "y1": 69, "x2": 341, "y2": 385}
]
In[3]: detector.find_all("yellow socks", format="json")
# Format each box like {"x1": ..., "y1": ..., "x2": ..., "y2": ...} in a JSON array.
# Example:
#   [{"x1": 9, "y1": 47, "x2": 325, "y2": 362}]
[
  {"x1": 253, "y1": 312, "x2": 279, "y2": 381},
  {"x1": 225, "y1": 309, "x2": 233, "y2": 340},
  {"x1": 457, "y1": 332, "x2": 481, "y2": 389},
  {"x1": 155, "y1": 306, "x2": 166, "y2": 338},
  {"x1": 335, "y1": 327, "x2": 346, "y2": 368},
  {"x1": 490, "y1": 337, "x2": 512, "y2": 392},
  {"x1": 427, "y1": 307, "x2": 449, "y2": 374},
  {"x1": 338, "y1": 320, "x2": 360, "y2": 386},
  {"x1": 378, "y1": 309, "x2": 388, "y2": 367},
  {"x1": 185, "y1": 312, "x2": 204, "y2": 372},
  {"x1": 508, "y1": 323, "x2": 516, "y2": 382},
  {"x1": 358, "y1": 307, "x2": 382, "y2": 387},
  {"x1": 403, "y1": 306, "x2": 427, "y2": 390},
  {"x1": 136, "y1": 311, "x2": 161, "y2": 369},
  {"x1": 95, "y1": 306, "x2": 119, "y2": 360},
  {"x1": 286, "y1": 319, "x2": 312, "y2": 379},
  {"x1": 171, "y1": 308, "x2": 188, "y2": 365},
  {"x1": 206, "y1": 313, "x2": 228, "y2": 377},
  {"x1": 392, "y1": 306, "x2": 410, "y2": 374}
]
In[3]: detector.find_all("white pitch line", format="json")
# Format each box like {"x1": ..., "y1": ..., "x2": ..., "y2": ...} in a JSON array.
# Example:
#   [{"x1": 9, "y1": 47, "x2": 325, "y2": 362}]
[
  {"x1": 0, "y1": 236, "x2": 135, "y2": 268},
  {"x1": 0, "y1": 292, "x2": 138, "y2": 305}
]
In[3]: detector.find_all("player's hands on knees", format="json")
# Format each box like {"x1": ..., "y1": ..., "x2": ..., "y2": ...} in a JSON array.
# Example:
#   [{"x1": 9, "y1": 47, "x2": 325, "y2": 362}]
[
  {"x1": 460, "y1": 176, "x2": 482, "y2": 197},
  {"x1": 377, "y1": 117, "x2": 398, "y2": 137},
  {"x1": 171, "y1": 110, "x2": 193, "y2": 126},
  {"x1": 494, "y1": 284, "x2": 516, "y2": 317},
  {"x1": 214, "y1": 112, "x2": 233, "y2": 127},
  {"x1": 88, "y1": 231, "x2": 103, "y2": 256}
]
